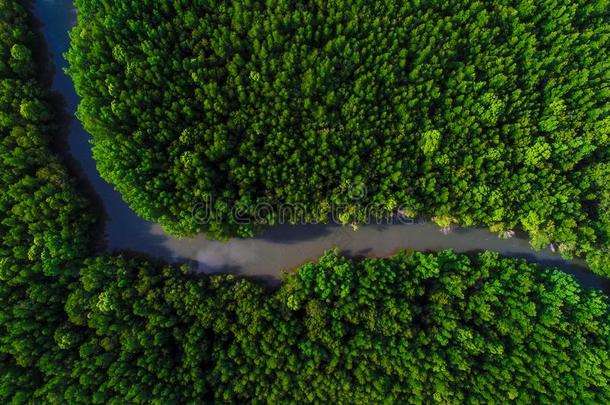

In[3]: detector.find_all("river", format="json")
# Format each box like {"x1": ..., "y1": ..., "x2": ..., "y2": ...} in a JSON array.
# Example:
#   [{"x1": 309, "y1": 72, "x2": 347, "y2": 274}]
[{"x1": 31, "y1": 0, "x2": 609, "y2": 290}]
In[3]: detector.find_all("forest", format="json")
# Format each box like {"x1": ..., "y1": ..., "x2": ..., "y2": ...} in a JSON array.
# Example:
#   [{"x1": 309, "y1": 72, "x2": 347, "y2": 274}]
[
  {"x1": 0, "y1": 0, "x2": 94, "y2": 399},
  {"x1": 66, "y1": 0, "x2": 610, "y2": 275},
  {"x1": 1, "y1": 0, "x2": 610, "y2": 403},
  {"x1": 4, "y1": 247, "x2": 610, "y2": 403}
]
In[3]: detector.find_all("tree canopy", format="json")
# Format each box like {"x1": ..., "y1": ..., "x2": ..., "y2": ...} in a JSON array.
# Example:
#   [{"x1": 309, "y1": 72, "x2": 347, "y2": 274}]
[
  {"x1": 0, "y1": 0, "x2": 95, "y2": 399},
  {"x1": 1, "y1": 2, "x2": 610, "y2": 403},
  {"x1": 4, "y1": 250, "x2": 610, "y2": 403},
  {"x1": 67, "y1": 0, "x2": 610, "y2": 275}
]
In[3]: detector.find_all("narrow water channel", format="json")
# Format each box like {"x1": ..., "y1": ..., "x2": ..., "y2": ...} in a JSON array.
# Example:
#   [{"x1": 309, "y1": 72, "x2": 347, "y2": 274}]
[{"x1": 31, "y1": 0, "x2": 609, "y2": 291}]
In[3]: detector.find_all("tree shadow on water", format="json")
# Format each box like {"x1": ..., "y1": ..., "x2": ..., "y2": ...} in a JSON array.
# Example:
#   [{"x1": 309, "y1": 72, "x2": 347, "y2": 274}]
[
  {"x1": 197, "y1": 263, "x2": 281, "y2": 288},
  {"x1": 28, "y1": 2, "x2": 109, "y2": 253},
  {"x1": 339, "y1": 247, "x2": 373, "y2": 260},
  {"x1": 258, "y1": 223, "x2": 335, "y2": 244}
]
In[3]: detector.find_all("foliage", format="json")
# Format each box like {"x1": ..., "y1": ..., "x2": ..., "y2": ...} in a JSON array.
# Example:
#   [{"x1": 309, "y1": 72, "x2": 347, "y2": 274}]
[
  {"x1": 0, "y1": 0, "x2": 94, "y2": 275},
  {"x1": 250, "y1": 250, "x2": 610, "y2": 403},
  {"x1": 67, "y1": 0, "x2": 610, "y2": 275},
  {"x1": 0, "y1": 0, "x2": 95, "y2": 400},
  {"x1": 2, "y1": 2, "x2": 610, "y2": 403},
  {"x1": 4, "y1": 251, "x2": 610, "y2": 403}
]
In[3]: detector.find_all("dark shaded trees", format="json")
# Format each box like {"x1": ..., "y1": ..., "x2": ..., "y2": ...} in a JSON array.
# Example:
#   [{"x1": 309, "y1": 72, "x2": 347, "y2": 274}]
[{"x1": 0, "y1": 0, "x2": 95, "y2": 400}]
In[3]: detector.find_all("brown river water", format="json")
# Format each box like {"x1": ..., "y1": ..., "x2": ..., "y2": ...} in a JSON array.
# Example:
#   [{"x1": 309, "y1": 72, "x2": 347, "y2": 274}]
[{"x1": 32, "y1": 0, "x2": 609, "y2": 291}]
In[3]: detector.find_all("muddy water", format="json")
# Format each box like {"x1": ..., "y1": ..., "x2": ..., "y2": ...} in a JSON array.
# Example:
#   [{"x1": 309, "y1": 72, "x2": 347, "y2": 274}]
[{"x1": 32, "y1": 0, "x2": 608, "y2": 291}]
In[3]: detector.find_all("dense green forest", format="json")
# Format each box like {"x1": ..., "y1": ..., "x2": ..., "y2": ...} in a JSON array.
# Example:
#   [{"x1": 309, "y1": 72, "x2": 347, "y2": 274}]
[
  {"x1": 0, "y1": 0, "x2": 95, "y2": 399},
  {"x1": 2, "y1": 1, "x2": 610, "y2": 403},
  {"x1": 0, "y1": 0, "x2": 94, "y2": 274},
  {"x1": 4, "y1": 247, "x2": 610, "y2": 403},
  {"x1": 67, "y1": 0, "x2": 610, "y2": 275}
]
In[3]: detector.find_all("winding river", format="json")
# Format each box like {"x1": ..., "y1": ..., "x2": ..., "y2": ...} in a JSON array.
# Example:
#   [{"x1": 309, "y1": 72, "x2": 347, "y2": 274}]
[{"x1": 32, "y1": 0, "x2": 609, "y2": 290}]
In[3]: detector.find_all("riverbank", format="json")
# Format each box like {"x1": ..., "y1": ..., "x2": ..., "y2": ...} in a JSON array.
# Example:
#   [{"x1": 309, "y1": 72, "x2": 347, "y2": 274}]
[{"x1": 31, "y1": 0, "x2": 609, "y2": 292}]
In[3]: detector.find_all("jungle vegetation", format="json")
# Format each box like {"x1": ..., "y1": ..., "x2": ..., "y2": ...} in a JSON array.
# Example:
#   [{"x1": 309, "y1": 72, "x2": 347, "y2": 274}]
[
  {"x1": 4, "y1": 249, "x2": 610, "y2": 403},
  {"x1": 1, "y1": 1, "x2": 610, "y2": 403},
  {"x1": 0, "y1": 0, "x2": 94, "y2": 399},
  {"x1": 66, "y1": 0, "x2": 610, "y2": 275}
]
